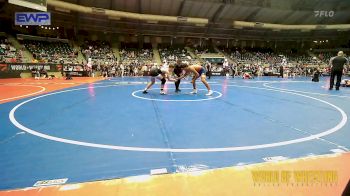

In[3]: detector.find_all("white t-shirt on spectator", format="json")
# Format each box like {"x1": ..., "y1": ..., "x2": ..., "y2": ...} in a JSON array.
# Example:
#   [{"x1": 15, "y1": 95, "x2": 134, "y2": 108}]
[
  {"x1": 10, "y1": 46, "x2": 16, "y2": 52},
  {"x1": 223, "y1": 61, "x2": 228, "y2": 68},
  {"x1": 142, "y1": 65, "x2": 148, "y2": 72},
  {"x1": 87, "y1": 59, "x2": 92, "y2": 69}
]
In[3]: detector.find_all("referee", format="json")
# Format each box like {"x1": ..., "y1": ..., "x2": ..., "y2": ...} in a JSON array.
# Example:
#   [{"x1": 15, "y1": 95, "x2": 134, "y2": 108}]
[
  {"x1": 329, "y1": 51, "x2": 349, "y2": 90},
  {"x1": 174, "y1": 60, "x2": 184, "y2": 93}
]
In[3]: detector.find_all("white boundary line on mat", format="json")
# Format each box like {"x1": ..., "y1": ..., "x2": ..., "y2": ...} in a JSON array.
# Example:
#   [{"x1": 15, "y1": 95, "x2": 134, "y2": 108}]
[
  {"x1": 8, "y1": 83, "x2": 347, "y2": 152},
  {"x1": 132, "y1": 88, "x2": 222, "y2": 102},
  {"x1": 0, "y1": 85, "x2": 46, "y2": 102}
]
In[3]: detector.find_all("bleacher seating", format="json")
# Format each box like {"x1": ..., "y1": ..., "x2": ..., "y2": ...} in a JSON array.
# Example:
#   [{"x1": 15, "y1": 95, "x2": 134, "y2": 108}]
[
  {"x1": 23, "y1": 39, "x2": 77, "y2": 63},
  {"x1": 121, "y1": 49, "x2": 153, "y2": 64},
  {"x1": 81, "y1": 40, "x2": 114, "y2": 60},
  {"x1": 193, "y1": 46, "x2": 216, "y2": 54},
  {"x1": 0, "y1": 36, "x2": 21, "y2": 63},
  {"x1": 158, "y1": 45, "x2": 195, "y2": 64},
  {"x1": 227, "y1": 48, "x2": 318, "y2": 66},
  {"x1": 314, "y1": 52, "x2": 334, "y2": 64}
]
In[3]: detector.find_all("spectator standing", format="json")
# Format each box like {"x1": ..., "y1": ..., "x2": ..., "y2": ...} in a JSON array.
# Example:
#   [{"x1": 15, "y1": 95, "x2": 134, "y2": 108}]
[
  {"x1": 120, "y1": 63, "x2": 125, "y2": 77},
  {"x1": 206, "y1": 61, "x2": 212, "y2": 79},
  {"x1": 278, "y1": 65, "x2": 284, "y2": 78}
]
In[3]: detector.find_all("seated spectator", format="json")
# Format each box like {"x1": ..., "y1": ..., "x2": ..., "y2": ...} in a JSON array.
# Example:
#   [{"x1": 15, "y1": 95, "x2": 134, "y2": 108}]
[
  {"x1": 312, "y1": 68, "x2": 320, "y2": 82},
  {"x1": 39, "y1": 68, "x2": 49, "y2": 78},
  {"x1": 0, "y1": 36, "x2": 22, "y2": 63},
  {"x1": 81, "y1": 40, "x2": 114, "y2": 62},
  {"x1": 23, "y1": 39, "x2": 77, "y2": 63},
  {"x1": 158, "y1": 45, "x2": 197, "y2": 65}
]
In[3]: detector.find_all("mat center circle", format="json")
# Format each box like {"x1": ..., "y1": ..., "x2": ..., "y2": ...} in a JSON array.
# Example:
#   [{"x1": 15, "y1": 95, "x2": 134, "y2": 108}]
[{"x1": 132, "y1": 88, "x2": 223, "y2": 102}]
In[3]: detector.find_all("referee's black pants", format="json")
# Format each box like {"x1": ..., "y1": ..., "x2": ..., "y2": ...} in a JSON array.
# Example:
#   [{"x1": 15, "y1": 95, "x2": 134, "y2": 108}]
[
  {"x1": 175, "y1": 73, "x2": 181, "y2": 90},
  {"x1": 330, "y1": 70, "x2": 343, "y2": 89}
]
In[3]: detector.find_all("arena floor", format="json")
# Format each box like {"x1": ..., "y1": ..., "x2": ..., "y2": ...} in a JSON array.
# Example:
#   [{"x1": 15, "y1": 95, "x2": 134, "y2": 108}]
[{"x1": 0, "y1": 76, "x2": 349, "y2": 195}]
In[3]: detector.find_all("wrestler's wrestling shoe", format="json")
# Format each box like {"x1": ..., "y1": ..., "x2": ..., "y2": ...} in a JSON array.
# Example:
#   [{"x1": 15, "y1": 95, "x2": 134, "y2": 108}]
[
  {"x1": 190, "y1": 89, "x2": 197, "y2": 94},
  {"x1": 160, "y1": 90, "x2": 166, "y2": 95},
  {"x1": 206, "y1": 90, "x2": 213, "y2": 96}
]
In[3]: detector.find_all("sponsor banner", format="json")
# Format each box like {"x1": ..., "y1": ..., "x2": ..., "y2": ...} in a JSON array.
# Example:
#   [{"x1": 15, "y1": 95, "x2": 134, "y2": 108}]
[
  {"x1": 15, "y1": 12, "x2": 51, "y2": 26},
  {"x1": 8, "y1": 64, "x2": 54, "y2": 72},
  {"x1": 67, "y1": 71, "x2": 84, "y2": 76},
  {"x1": 63, "y1": 65, "x2": 84, "y2": 72},
  {"x1": 211, "y1": 71, "x2": 224, "y2": 76},
  {"x1": 0, "y1": 63, "x2": 82, "y2": 78}
]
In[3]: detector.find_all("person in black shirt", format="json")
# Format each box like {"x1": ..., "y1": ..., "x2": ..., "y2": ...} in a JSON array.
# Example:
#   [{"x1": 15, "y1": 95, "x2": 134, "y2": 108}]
[
  {"x1": 40, "y1": 67, "x2": 48, "y2": 78},
  {"x1": 231, "y1": 63, "x2": 236, "y2": 78},
  {"x1": 312, "y1": 68, "x2": 320, "y2": 82},
  {"x1": 329, "y1": 51, "x2": 349, "y2": 90},
  {"x1": 278, "y1": 65, "x2": 284, "y2": 78},
  {"x1": 206, "y1": 61, "x2": 212, "y2": 79},
  {"x1": 31, "y1": 67, "x2": 37, "y2": 78},
  {"x1": 174, "y1": 60, "x2": 185, "y2": 92}
]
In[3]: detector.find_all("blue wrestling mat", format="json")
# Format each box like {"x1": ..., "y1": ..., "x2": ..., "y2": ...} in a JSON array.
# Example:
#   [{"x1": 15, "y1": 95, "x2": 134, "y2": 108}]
[{"x1": 0, "y1": 76, "x2": 349, "y2": 190}]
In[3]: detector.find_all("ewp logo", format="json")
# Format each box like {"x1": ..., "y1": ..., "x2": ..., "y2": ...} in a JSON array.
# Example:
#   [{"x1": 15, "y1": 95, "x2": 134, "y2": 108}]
[{"x1": 15, "y1": 12, "x2": 51, "y2": 26}]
